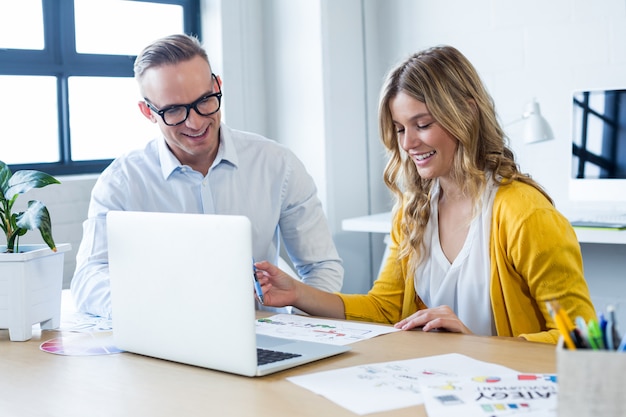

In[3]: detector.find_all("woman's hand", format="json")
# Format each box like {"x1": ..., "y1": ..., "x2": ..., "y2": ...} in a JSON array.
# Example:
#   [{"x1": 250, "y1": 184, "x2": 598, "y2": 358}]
[
  {"x1": 393, "y1": 305, "x2": 473, "y2": 334},
  {"x1": 253, "y1": 260, "x2": 347, "y2": 319},
  {"x1": 253, "y1": 260, "x2": 300, "y2": 307}
]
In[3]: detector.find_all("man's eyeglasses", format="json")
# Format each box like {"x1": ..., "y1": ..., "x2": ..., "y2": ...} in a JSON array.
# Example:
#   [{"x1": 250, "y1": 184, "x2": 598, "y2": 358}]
[{"x1": 144, "y1": 73, "x2": 222, "y2": 126}]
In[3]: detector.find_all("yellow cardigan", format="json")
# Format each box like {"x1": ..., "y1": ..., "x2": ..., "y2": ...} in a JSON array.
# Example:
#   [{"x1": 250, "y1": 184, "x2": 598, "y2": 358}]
[{"x1": 339, "y1": 180, "x2": 597, "y2": 344}]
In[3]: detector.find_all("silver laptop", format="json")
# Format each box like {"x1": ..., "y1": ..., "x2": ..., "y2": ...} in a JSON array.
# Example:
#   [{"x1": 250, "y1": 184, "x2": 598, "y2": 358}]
[{"x1": 107, "y1": 210, "x2": 349, "y2": 377}]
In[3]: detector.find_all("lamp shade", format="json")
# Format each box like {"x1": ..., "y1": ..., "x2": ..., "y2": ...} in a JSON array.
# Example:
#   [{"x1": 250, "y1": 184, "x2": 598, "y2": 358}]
[{"x1": 522, "y1": 99, "x2": 554, "y2": 144}]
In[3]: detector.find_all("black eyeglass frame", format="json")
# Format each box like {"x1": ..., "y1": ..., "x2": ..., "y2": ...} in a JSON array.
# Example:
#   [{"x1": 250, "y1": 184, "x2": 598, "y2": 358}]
[{"x1": 144, "y1": 73, "x2": 222, "y2": 126}]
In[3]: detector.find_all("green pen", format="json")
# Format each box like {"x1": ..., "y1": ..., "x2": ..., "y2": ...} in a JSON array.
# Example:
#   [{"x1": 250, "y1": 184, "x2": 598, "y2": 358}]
[{"x1": 587, "y1": 319, "x2": 605, "y2": 350}]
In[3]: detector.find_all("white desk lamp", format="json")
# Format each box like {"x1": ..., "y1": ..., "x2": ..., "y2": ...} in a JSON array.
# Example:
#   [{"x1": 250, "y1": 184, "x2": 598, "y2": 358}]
[
  {"x1": 506, "y1": 98, "x2": 554, "y2": 144},
  {"x1": 520, "y1": 98, "x2": 554, "y2": 144}
]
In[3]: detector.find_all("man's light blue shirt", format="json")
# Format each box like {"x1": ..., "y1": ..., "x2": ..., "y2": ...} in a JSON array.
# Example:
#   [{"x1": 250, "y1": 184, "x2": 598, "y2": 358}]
[{"x1": 71, "y1": 123, "x2": 343, "y2": 318}]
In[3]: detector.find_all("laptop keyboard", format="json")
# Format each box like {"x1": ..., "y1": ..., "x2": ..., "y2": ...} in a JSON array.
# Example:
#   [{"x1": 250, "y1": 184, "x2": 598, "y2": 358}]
[{"x1": 257, "y1": 348, "x2": 302, "y2": 365}]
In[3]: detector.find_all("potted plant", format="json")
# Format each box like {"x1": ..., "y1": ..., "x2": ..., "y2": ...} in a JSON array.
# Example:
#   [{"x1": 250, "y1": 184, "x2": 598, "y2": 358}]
[{"x1": 0, "y1": 160, "x2": 71, "y2": 341}]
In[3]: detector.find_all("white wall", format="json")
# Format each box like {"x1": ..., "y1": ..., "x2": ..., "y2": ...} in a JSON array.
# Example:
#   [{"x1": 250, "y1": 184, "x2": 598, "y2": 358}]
[
  {"x1": 262, "y1": 1, "x2": 328, "y2": 207},
  {"x1": 203, "y1": 0, "x2": 377, "y2": 293}
]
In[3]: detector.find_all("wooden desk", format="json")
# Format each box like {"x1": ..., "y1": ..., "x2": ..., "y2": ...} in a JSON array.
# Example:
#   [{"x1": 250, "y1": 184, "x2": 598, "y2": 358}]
[{"x1": 0, "y1": 321, "x2": 556, "y2": 417}]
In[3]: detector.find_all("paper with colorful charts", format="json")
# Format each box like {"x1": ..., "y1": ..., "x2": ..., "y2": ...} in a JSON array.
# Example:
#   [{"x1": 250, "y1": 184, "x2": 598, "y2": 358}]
[
  {"x1": 256, "y1": 313, "x2": 400, "y2": 345},
  {"x1": 421, "y1": 371, "x2": 557, "y2": 417},
  {"x1": 287, "y1": 353, "x2": 519, "y2": 415}
]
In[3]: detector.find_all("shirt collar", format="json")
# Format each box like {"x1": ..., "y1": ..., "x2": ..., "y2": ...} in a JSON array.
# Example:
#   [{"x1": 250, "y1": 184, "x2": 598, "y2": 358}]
[
  {"x1": 158, "y1": 137, "x2": 182, "y2": 179},
  {"x1": 216, "y1": 124, "x2": 239, "y2": 169},
  {"x1": 157, "y1": 123, "x2": 239, "y2": 180}
]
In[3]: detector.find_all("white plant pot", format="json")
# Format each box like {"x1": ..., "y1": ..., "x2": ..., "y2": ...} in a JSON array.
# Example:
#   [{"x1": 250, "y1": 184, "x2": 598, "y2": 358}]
[{"x1": 0, "y1": 243, "x2": 71, "y2": 341}]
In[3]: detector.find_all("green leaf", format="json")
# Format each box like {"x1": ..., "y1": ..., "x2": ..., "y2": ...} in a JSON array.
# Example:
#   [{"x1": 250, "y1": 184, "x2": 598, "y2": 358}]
[
  {"x1": 15, "y1": 200, "x2": 56, "y2": 251},
  {"x1": 5, "y1": 170, "x2": 60, "y2": 201},
  {"x1": 0, "y1": 160, "x2": 11, "y2": 200}
]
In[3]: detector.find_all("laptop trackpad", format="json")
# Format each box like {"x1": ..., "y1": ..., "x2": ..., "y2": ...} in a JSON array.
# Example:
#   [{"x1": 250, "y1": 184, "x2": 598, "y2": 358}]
[{"x1": 256, "y1": 334, "x2": 297, "y2": 349}]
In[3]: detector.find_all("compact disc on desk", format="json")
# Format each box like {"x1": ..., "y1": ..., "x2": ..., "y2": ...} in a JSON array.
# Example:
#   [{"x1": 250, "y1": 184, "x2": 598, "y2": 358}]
[{"x1": 40, "y1": 332, "x2": 124, "y2": 356}]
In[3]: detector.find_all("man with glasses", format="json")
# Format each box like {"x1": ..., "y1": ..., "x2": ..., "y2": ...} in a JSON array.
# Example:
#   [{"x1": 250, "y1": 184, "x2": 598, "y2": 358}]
[{"x1": 71, "y1": 34, "x2": 343, "y2": 319}]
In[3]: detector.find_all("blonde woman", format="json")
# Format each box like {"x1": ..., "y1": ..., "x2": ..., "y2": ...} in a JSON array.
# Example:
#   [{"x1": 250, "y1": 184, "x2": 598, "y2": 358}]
[{"x1": 255, "y1": 45, "x2": 596, "y2": 344}]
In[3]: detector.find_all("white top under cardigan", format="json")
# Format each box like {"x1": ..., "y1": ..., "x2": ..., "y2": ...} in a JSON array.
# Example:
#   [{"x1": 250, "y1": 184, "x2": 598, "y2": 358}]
[{"x1": 415, "y1": 178, "x2": 498, "y2": 336}]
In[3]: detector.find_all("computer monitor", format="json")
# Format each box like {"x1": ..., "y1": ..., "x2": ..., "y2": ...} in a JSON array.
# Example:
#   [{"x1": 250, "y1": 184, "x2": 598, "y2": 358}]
[{"x1": 569, "y1": 88, "x2": 626, "y2": 202}]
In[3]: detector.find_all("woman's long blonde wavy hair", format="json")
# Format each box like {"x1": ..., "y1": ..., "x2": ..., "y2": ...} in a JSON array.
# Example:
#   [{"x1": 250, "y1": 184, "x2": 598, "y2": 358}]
[{"x1": 378, "y1": 45, "x2": 552, "y2": 279}]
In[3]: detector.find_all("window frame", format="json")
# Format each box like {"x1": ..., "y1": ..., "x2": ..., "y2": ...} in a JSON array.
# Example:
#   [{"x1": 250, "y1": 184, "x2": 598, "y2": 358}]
[
  {"x1": 572, "y1": 90, "x2": 626, "y2": 179},
  {"x1": 0, "y1": 0, "x2": 201, "y2": 176}
]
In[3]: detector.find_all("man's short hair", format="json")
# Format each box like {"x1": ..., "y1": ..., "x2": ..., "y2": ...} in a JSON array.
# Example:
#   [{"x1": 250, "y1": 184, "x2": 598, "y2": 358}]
[{"x1": 134, "y1": 33, "x2": 210, "y2": 80}]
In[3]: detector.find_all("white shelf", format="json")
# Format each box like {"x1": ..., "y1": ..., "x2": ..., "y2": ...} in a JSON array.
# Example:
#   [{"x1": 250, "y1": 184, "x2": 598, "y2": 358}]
[
  {"x1": 342, "y1": 212, "x2": 626, "y2": 245},
  {"x1": 341, "y1": 212, "x2": 392, "y2": 234},
  {"x1": 574, "y1": 227, "x2": 626, "y2": 244}
]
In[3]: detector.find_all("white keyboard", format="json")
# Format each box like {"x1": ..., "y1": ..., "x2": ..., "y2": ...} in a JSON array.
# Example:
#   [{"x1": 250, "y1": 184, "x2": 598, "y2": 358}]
[{"x1": 569, "y1": 213, "x2": 626, "y2": 229}]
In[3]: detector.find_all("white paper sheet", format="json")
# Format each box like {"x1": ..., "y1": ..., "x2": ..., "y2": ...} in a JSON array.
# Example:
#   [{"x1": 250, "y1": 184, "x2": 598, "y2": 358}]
[{"x1": 287, "y1": 353, "x2": 516, "y2": 415}]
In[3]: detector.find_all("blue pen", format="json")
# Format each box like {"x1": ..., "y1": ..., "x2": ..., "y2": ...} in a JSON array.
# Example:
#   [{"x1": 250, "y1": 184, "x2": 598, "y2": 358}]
[
  {"x1": 252, "y1": 261, "x2": 264, "y2": 305},
  {"x1": 599, "y1": 313, "x2": 608, "y2": 348}
]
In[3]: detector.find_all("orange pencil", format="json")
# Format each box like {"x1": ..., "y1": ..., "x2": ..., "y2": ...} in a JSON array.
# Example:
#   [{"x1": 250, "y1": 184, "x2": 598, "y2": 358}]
[
  {"x1": 547, "y1": 300, "x2": 577, "y2": 350},
  {"x1": 552, "y1": 299, "x2": 576, "y2": 329}
]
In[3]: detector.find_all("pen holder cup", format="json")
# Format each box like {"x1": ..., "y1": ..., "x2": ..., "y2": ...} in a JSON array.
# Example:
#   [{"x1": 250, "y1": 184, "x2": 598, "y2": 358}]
[{"x1": 557, "y1": 339, "x2": 626, "y2": 416}]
